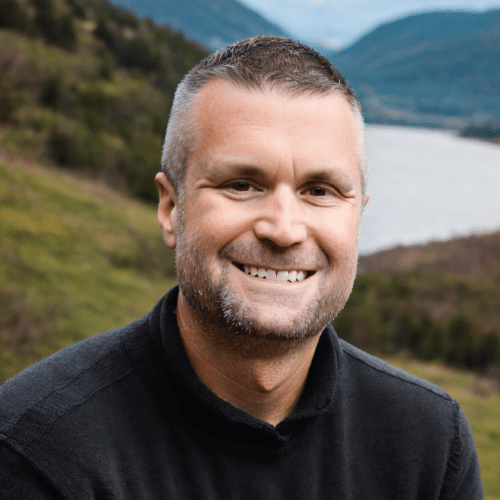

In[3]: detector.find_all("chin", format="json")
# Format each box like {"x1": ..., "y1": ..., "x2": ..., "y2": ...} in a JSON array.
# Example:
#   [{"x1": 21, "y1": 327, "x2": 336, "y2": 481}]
[{"x1": 216, "y1": 287, "x2": 341, "y2": 342}]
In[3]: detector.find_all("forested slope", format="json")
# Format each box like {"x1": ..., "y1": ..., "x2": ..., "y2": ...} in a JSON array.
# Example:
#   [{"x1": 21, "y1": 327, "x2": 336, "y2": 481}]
[{"x1": 0, "y1": 0, "x2": 207, "y2": 202}]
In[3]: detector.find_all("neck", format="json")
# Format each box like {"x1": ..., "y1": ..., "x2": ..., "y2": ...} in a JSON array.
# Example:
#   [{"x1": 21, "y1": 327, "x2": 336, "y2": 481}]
[{"x1": 176, "y1": 293, "x2": 321, "y2": 426}]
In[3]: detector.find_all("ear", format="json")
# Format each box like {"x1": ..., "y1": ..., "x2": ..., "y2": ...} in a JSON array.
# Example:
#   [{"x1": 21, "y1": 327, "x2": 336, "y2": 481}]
[
  {"x1": 155, "y1": 172, "x2": 178, "y2": 250},
  {"x1": 362, "y1": 190, "x2": 370, "y2": 208}
]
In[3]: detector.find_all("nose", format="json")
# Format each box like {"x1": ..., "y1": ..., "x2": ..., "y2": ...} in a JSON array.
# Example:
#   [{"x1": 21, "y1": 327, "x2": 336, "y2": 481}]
[{"x1": 253, "y1": 186, "x2": 307, "y2": 248}]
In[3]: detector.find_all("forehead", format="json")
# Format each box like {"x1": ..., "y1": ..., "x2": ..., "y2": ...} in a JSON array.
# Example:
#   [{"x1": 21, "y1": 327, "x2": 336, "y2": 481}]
[
  {"x1": 193, "y1": 78, "x2": 354, "y2": 126},
  {"x1": 187, "y1": 79, "x2": 361, "y2": 186}
]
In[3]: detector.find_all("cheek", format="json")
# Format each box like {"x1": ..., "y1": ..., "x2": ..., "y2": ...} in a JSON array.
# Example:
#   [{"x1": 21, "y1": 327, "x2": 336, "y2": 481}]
[
  {"x1": 186, "y1": 198, "x2": 254, "y2": 245},
  {"x1": 192, "y1": 216, "x2": 238, "y2": 246},
  {"x1": 319, "y1": 213, "x2": 361, "y2": 259}
]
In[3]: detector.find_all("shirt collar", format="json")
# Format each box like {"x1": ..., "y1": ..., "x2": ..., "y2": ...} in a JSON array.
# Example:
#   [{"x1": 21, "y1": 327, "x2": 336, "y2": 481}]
[{"x1": 152, "y1": 286, "x2": 340, "y2": 442}]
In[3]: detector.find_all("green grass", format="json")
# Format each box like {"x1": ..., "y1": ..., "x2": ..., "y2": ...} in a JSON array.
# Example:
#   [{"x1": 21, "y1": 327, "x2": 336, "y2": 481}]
[
  {"x1": 389, "y1": 356, "x2": 500, "y2": 499},
  {"x1": 0, "y1": 157, "x2": 176, "y2": 382}
]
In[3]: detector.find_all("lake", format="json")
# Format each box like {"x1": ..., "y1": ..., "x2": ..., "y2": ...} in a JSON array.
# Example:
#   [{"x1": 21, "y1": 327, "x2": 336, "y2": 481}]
[{"x1": 359, "y1": 125, "x2": 500, "y2": 254}]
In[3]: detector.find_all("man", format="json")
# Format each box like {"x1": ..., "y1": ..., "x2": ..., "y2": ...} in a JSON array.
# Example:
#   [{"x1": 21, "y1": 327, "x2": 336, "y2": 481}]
[{"x1": 0, "y1": 36, "x2": 483, "y2": 498}]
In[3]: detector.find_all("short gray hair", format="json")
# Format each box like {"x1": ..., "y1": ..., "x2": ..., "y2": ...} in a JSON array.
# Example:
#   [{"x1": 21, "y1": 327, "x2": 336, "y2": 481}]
[{"x1": 161, "y1": 35, "x2": 367, "y2": 196}]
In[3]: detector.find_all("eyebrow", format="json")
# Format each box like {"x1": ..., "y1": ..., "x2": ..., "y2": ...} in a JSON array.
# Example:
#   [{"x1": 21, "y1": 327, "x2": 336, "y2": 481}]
[
  {"x1": 204, "y1": 161, "x2": 271, "y2": 182},
  {"x1": 209, "y1": 161, "x2": 358, "y2": 193},
  {"x1": 222, "y1": 164, "x2": 265, "y2": 178},
  {"x1": 298, "y1": 167, "x2": 358, "y2": 191}
]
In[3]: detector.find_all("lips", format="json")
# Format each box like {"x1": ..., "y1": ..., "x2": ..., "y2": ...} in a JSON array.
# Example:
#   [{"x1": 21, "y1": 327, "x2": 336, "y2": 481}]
[{"x1": 234, "y1": 263, "x2": 312, "y2": 282}]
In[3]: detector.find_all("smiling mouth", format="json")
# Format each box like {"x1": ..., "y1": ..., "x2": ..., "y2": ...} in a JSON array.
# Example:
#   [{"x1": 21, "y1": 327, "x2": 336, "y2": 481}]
[{"x1": 233, "y1": 263, "x2": 314, "y2": 282}]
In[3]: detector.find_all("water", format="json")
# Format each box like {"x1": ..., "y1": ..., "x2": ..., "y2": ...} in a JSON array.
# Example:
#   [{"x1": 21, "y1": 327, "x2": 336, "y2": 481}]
[{"x1": 359, "y1": 125, "x2": 500, "y2": 254}]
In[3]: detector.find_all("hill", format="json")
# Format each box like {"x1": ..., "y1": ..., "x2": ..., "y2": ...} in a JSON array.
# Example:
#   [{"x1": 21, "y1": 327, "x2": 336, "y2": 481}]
[
  {"x1": 334, "y1": 231, "x2": 500, "y2": 372},
  {"x1": 0, "y1": 156, "x2": 176, "y2": 384},
  {"x1": 329, "y1": 10, "x2": 500, "y2": 131},
  {"x1": 0, "y1": 0, "x2": 207, "y2": 203},
  {"x1": 107, "y1": 0, "x2": 291, "y2": 51}
]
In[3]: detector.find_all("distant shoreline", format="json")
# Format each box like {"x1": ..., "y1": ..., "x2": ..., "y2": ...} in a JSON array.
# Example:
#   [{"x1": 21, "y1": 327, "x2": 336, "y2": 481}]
[
  {"x1": 360, "y1": 125, "x2": 500, "y2": 254},
  {"x1": 366, "y1": 124, "x2": 500, "y2": 147}
]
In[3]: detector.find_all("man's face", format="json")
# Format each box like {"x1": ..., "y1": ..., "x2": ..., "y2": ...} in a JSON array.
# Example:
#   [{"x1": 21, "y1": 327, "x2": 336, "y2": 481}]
[{"x1": 161, "y1": 79, "x2": 368, "y2": 341}]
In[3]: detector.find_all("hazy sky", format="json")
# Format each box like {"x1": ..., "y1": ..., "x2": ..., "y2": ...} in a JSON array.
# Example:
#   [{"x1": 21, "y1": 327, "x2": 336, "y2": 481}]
[{"x1": 239, "y1": 0, "x2": 500, "y2": 49}]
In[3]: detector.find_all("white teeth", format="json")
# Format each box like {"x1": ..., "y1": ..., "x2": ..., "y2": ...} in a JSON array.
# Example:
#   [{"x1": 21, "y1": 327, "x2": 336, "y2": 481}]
[
  {"x1": 277, "y1": 271, "x2": 288, "y2": 281},
  {"x1": 241, "y1": 265, "x2": 307, "y2": 282},
  {"x1": 266, "y1": 269, "x2": 277, "y2": 280}
]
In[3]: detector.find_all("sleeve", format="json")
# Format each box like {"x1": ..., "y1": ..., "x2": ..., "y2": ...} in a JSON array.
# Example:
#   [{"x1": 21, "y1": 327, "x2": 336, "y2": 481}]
[
  {"x1": 440, "y1": 404, "x2": 484, "y2": 500},
  {"x1": 0, "y1": 441, "x2": 65, "y2": 500}
]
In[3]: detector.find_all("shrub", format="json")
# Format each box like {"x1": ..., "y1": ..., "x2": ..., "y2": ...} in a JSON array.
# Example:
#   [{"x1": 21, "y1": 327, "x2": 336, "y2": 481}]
[
  {"x1": 66, "y1": 0, "x2": 85, "y2": 19},
  {"x1": 336, "y1": 264, "x2": 500, "y2": 372},
  {"x1": 33, "y1": 0, "x2": 77, "y2": 50},
  {"x1": 0, "y1": 0, "x2": 26, "y2": 30},
  {"x1": 48, "y1": 125, "x2": 83, "y2": 167},
  {"x1": 0, "y1": 79, "x2": 18, "y2": 122},
  {"x1": 40, "y1": 75, "x2": 62, "y2": 108},
  {"x1": 461, "y1": 121, "x2": 500, "y2": 139},
  {"x1": 98, "y1": 51, "x2": 115, "y2": 80}
]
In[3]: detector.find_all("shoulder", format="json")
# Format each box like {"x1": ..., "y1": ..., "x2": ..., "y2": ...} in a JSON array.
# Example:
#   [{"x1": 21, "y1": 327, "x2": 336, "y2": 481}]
[
  {"x1": 335, "y1": 339, "x2": 483, "y2": 498},
  {"x1": 0, "y1": 315, "x2": 149, "y2": 447},
  {"x1": 339, "y1": 338, "x2": 452, "y2": 401},
  {"x1": 336, "y1": 338, "x2": 460, "y2": 445}
]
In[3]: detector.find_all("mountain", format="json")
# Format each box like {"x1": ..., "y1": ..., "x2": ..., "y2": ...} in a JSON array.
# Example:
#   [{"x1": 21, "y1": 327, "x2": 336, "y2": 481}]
[
  {"x1": 239, "y1": 0, "x2": 500, "y2": 51},
  {"x1": 329, "y1": 10, "x2": 500, "y2": 130},
  {"x1": 107, "y1": 0, "x2": 291, "y2": 51}
]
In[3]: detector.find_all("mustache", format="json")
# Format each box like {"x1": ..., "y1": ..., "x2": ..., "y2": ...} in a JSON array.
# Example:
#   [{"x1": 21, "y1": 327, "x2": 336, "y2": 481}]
[{"x1": 220, "y1": 240, "x2": 327, "y2": 270}]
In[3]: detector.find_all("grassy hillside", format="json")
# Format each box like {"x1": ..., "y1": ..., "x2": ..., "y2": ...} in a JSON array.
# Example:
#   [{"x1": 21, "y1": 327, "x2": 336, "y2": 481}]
[{"x1": 0, "y1": 155, "x2": 176, "y2": 383}]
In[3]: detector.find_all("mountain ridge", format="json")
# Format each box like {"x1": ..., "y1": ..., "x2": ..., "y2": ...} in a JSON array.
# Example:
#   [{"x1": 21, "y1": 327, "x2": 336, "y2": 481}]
[
  {"x1": 108, "y1": 0, "x2": 291, "y2": 51},
  {"x1": 330, "y1": 9, "x2": 500, "y2": 129}
]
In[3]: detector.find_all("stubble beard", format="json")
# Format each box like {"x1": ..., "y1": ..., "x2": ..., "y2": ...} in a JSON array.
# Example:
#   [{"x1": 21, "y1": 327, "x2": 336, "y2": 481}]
[{"x1": 174, "y1": 207, "x2": 359, "y2": 346}]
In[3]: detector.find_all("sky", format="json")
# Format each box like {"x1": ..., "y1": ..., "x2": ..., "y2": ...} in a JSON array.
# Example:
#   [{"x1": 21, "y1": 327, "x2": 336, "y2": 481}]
[{"x1": 239, "y1": 0, "x2": 500, "y2": 49}]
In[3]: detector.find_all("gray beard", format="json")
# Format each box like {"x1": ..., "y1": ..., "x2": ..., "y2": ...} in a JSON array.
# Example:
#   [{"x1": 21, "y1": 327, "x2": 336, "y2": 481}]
[{"x1": 175, "y1": 222, "x2": 357, "y2": 346}]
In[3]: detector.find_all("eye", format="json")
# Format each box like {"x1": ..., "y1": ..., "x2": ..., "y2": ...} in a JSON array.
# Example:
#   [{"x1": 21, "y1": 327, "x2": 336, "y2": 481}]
[
  {"x1": 231, "y1": 181, "x2": 252, "y2": 191},
  {"x1": 308, "y1": 186, "x2": 328, "y2": 196},
  {"x1": 222, "y1": 179, "x2": 261, "y2": 198},
  {"x1": 303, "y1": 185, "x2": 334, "y2": 197},
  {"x1": 301, "y1": 183, "x2": 341, "y2": 206}
]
